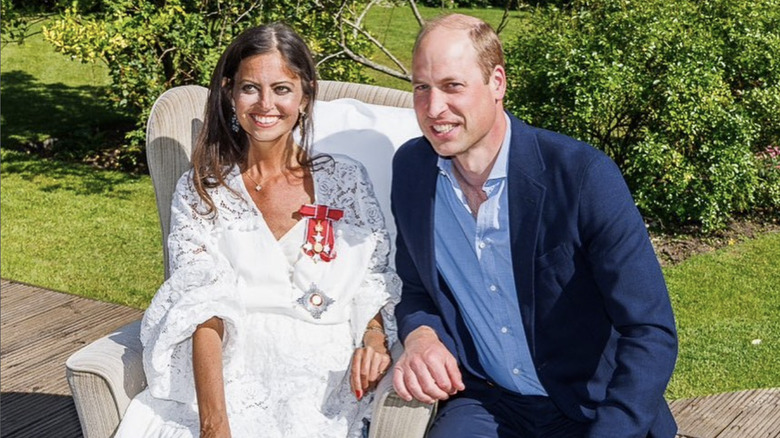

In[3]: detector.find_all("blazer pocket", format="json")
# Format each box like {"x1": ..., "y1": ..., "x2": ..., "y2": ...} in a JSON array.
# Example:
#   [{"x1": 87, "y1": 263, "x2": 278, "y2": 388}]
[{"x1": 535, "y1": 243, "x2": 573, "y2": 272}]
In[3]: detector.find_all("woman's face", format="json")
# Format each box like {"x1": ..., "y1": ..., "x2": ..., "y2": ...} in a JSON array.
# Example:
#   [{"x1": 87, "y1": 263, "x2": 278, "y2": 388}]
[{"x1": 231, "y1": 51, "x2": 307, "y2": 150}]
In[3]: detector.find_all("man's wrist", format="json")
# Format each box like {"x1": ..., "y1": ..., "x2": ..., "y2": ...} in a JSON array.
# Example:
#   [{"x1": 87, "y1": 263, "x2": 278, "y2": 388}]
[{"x1": 405, "y1": 326, "x2": 438, "y2": 346}]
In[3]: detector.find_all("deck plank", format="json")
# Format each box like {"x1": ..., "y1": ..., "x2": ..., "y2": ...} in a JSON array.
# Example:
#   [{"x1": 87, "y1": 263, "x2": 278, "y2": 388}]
[
  {"x1": 718, "y1": 389, "x2": 780, "y2": 437},
  {"x1": 669, "y1": 388, "x2": 780, "y2": 437},
  {"x1": 0, "y1": 285, "x2": 78, "y2": 323},
  {"x1": 2, "y1": 279, "x2": 779, "y2": 438},
  {"x1": 672, "y1": 390, "x2": 750, "y2": 436},
  {"x1": 1, "y1": 279, "x2": 143, "y2": 437}
]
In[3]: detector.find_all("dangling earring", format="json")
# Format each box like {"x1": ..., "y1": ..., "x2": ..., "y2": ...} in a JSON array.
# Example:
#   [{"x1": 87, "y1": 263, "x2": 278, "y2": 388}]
[
  {"x1": 299, "y1": 108, "x2": 307, "y2": 121},
  {"x1": 231, "y1": 108, "x2": 240, "y2": 133}
]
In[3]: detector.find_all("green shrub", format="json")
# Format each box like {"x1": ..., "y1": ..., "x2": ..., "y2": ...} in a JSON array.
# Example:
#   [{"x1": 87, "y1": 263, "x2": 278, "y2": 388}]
[
  {"x1": 504, "y1": 0, "x2": 780, "y2": 230},
  {"x1": 755, "y1": 146, "x2": 780, "y2": 210},
  {"x1": 43, "y1": 0, "x2": 373, "y2": 160},
  {"x1": 414, "y1": 0, "x2": 569, "y2": 9},
  {"x1": 1, "y1": 0, "x2": 39, "y2": 44},
  {"x1": 8, "y1": 0, "x2": 104, "y2": 13}
]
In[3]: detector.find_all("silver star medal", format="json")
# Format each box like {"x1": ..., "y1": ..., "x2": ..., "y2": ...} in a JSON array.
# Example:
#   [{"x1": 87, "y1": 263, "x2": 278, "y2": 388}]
[{"x1": 296, "y1": 283, "x2": 335, "y2": 319}]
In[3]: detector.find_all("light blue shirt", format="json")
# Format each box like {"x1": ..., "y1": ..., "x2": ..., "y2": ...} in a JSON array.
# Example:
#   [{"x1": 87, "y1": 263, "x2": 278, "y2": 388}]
[{"x1": 434, "y1": 116, "x2": 547, "y2": 395}]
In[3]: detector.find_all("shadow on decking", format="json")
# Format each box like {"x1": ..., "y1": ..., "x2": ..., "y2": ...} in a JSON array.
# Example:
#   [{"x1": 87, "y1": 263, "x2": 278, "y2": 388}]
[
  {"x1": 0, "y1": 392, "x2": 82, "y2": 437},
  {"x1": 2, "y1": 279, "x2": 779, "y2": 438}
]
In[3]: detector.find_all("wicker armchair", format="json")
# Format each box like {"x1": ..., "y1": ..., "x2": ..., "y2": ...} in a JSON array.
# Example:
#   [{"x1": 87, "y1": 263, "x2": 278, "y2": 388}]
[{"x1": 65, "y1": 81, "x2": 435, "y2": 438}]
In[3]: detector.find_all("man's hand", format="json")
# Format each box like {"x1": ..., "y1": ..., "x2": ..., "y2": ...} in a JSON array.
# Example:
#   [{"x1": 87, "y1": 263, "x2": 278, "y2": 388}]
[{"x1": 392, "y1": 326, "x2": 465, "y2": 404}]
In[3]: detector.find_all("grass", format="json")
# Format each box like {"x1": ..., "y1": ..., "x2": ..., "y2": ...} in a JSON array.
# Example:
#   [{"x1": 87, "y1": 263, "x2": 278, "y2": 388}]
[
  {"x1": 0, "y1": 149, "x2": 164, "y2": 308},
  {"x1": 0, "y1": 20, "x2": 132, "y2": 162},
  {"x1": 362, "y1": 4, "x2": 530, "y2": 90},
  {"x1": 663, "y1": 232, "x2": 780, "y2": 399},
  {"x1": 2, "y1": 6, "x2": 779, "y2": 398},
  {"x1": 1, "y1": 20, "x2": 159, "y2": 308}
]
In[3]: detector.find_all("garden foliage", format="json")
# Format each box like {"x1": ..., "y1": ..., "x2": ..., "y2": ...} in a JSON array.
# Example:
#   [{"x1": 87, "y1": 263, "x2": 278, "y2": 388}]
[
  {"x1": 2, "y1": 0, "x2": 33, "y2": 44},
  {"x1": 504, "y1": 0, "x2": 780, "y2": 230},
  {"x1": 43, "y1": 0, "x2": 372, "y2": 154},
  {"x1": 415, "y1": 0, "x2": 568, "y2": 8}
]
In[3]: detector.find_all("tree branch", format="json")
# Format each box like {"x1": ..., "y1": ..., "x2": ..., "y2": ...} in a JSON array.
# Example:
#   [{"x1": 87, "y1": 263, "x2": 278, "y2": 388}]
[
  {"x1": 341, "y1": 18, "x2": 409, "y2": 76},
  {"x1": 331, "y1": 0, "x2": 411, "y2": 81},
  {"x1": 356, "y1": 0, "x2": 381, "y2": 27},
  {"x1": 234, "y1": 0, "x2": 264, "y2": 25},
  {"x1": 496, "y1": 0, "x2": 514, "y2": 35},
  {"x1": 339, "y1": 45, "x2": 412, "y2": 81},
  {"x1": 317, "y1": 50, "x2": 347, "y2": 66},
  {"x1": 409, "y1": 0, "x2": 425, "y2": 28}
]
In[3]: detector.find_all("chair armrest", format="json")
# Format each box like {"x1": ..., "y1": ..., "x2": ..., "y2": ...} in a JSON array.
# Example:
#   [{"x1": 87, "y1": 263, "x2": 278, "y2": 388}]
[
  {"x1": 66, "y1": 320, "x2": 146, "y2": 438},
  {"x1": 369, "y1": 342, "x2": 437, "y2": 438}
]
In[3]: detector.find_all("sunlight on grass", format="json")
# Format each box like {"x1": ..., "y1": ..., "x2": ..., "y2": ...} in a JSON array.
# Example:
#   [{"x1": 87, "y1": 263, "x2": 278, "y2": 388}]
[
  {"x1": 1, "y1": 6, "x2": 778, "y2": 399},
  {"x1": 0, "y1": 150, "x2": 163, "y2": 308},
  {"x1": 1, "y1": 21, "x2": 109, "y2": 86},
  {"x1": 1, "y1": 20, "x2": 128, "y2": 151},
  {"x1": 663, "y1": 232, "x2": 780, "y2": 399},
  {"x1": 363, "y1": 5, "x2": 530, "y2": 90}
]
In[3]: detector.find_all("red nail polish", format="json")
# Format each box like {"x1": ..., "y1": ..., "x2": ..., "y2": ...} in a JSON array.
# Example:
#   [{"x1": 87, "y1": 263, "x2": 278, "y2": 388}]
[{"x1": 356, "y1": 390, "x2": 363, "y2": 400}]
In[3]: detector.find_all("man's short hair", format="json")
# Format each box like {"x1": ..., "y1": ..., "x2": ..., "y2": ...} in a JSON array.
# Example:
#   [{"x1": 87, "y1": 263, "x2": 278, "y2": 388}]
[{"x1": 413, "y1": 14, "x2": 505, "y2": 84}]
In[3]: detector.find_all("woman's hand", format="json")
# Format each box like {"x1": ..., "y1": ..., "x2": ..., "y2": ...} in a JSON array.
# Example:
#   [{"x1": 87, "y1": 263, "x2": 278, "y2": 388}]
[{"x1": 350, "y1": 335, "x2": 392, "y2": 401}]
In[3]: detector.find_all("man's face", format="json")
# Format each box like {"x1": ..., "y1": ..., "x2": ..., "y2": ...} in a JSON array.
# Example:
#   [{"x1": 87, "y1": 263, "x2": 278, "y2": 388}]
[{"x1": 411, "y1": 27, "x2": 506, "y2": 159}]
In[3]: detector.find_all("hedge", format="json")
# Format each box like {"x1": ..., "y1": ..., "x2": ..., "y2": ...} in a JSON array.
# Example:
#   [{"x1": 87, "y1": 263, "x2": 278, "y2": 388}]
[{"x1": 504, "y1": 0, "x2": 780, "y2": 230}]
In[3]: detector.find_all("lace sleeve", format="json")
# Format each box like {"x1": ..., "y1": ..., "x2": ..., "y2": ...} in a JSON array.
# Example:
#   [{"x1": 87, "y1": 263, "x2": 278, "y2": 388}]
[
  {"x1": 140, "y1": 172, "x2": 244, "y2": 404},
  {"x1": 321, "y1": 158, "x2": 402, "y2": 347}
]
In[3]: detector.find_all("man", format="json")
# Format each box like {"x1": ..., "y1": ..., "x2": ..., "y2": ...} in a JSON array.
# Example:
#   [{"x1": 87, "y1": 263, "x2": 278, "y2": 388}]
[{"x1": 390, "y1": 13, "x2": 678, "y2": 438}]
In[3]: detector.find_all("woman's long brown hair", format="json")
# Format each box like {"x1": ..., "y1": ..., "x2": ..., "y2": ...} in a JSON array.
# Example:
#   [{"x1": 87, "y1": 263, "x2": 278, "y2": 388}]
[{"x1": 191, "y1": 23, "x2": 319, "y2": 217}]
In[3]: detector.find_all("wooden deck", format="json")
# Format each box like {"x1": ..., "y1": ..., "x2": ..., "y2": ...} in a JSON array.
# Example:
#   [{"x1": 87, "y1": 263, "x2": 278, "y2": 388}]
[
  {"x1": 1, "y1": 279, "x2": 143, "y2": 437},
  {"x1": 1, "y1": 278, "x2": 779, "y2": 437}
]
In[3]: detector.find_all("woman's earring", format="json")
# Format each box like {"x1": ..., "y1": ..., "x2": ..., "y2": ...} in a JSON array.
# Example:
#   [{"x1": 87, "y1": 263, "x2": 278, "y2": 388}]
[
  {"x1": 231, "y1": 109, "x2": 240, "y2": 133},
  {"x1": 299, "y1": 108, "x2": 307, "y2": 121}
]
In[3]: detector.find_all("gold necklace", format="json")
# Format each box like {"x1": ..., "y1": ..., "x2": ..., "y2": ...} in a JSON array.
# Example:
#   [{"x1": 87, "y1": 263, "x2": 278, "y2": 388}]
[{"x1": 245, "y1": 172, "x2": 263, "y2": 191}]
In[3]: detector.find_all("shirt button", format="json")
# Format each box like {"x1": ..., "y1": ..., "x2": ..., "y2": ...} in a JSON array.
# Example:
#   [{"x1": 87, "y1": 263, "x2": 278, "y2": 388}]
[
  {"x1": 478, "y1": 241, "x2": 486, "y2": 249},
  {"x1": 513, "y1": 368, "x2": 520, "y2": 375},
  {"x1": 500, "y1": 326, "x2": 508, "y2": 334},
  {"x1": 489, "y1": 285, "x2": 497, "y2": 292}
]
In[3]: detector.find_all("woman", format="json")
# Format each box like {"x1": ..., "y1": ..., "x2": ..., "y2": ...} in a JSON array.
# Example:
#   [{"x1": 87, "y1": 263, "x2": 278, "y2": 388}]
[{"x1": 115, "y1": 23, "x2": 400, "y2": 438}]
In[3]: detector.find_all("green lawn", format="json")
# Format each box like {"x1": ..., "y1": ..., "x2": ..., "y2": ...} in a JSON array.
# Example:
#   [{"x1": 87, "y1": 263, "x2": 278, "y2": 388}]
[
  {"x1": 363, "y1": 4, "x2": 530, "y2": 90},
  {"x1": 1, "y1": 20, "x2": 160, "y2": 308},
  {"x1": 664, "y1": 233, "x2": 780, "y2": 398},
  {"x1": 0, "y1": 19, "x2": 132, "y2": 162},
  {"x1": 1, "y1": 7, "x2": 778, "y2": 400},
  {"x1": 0, "y1": 149, "x2": 163, "y2": 308}
]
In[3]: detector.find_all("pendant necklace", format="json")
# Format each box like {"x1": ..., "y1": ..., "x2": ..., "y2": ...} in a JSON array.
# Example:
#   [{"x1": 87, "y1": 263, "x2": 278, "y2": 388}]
[{"x1": 245, "y1": 172, "x2": 263, "y2": 191}]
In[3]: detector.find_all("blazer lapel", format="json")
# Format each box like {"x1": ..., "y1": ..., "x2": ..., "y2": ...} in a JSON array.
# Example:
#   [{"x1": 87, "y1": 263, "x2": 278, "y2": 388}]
[{"x1": 506, "y1": 115, "x2": 546, "y2": 358}]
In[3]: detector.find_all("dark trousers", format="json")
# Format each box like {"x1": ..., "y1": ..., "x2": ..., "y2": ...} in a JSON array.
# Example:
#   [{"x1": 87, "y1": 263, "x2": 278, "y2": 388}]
[{"x1": 427, "y1": 376, "x2": 588, "y2": 438}]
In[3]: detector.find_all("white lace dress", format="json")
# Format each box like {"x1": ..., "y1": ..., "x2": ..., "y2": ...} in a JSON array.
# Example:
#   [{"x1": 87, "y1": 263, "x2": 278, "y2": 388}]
[{"x1": 115, "y1": 155, "x2": 401, "y2": 438}]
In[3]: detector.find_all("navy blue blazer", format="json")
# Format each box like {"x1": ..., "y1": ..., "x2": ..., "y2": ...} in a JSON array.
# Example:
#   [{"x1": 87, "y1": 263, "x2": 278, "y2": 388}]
[{"x1": 391, "y1": 113, "x2": 678, "y2": 438}]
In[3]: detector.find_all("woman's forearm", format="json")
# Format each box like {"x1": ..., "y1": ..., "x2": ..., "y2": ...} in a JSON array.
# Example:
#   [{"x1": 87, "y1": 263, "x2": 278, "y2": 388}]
[
  {"x1": 193, "y1": 316, "x2": 231, "y2": 437},
  {"x1": 362, "y1": 313, "x2": 388, "y2": 352}
]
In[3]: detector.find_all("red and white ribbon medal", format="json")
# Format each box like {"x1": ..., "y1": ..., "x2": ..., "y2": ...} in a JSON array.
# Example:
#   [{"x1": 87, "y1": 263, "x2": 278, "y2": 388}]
[{"x1": 298, "y1": 204, "x2": 344, "y2": 263}]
